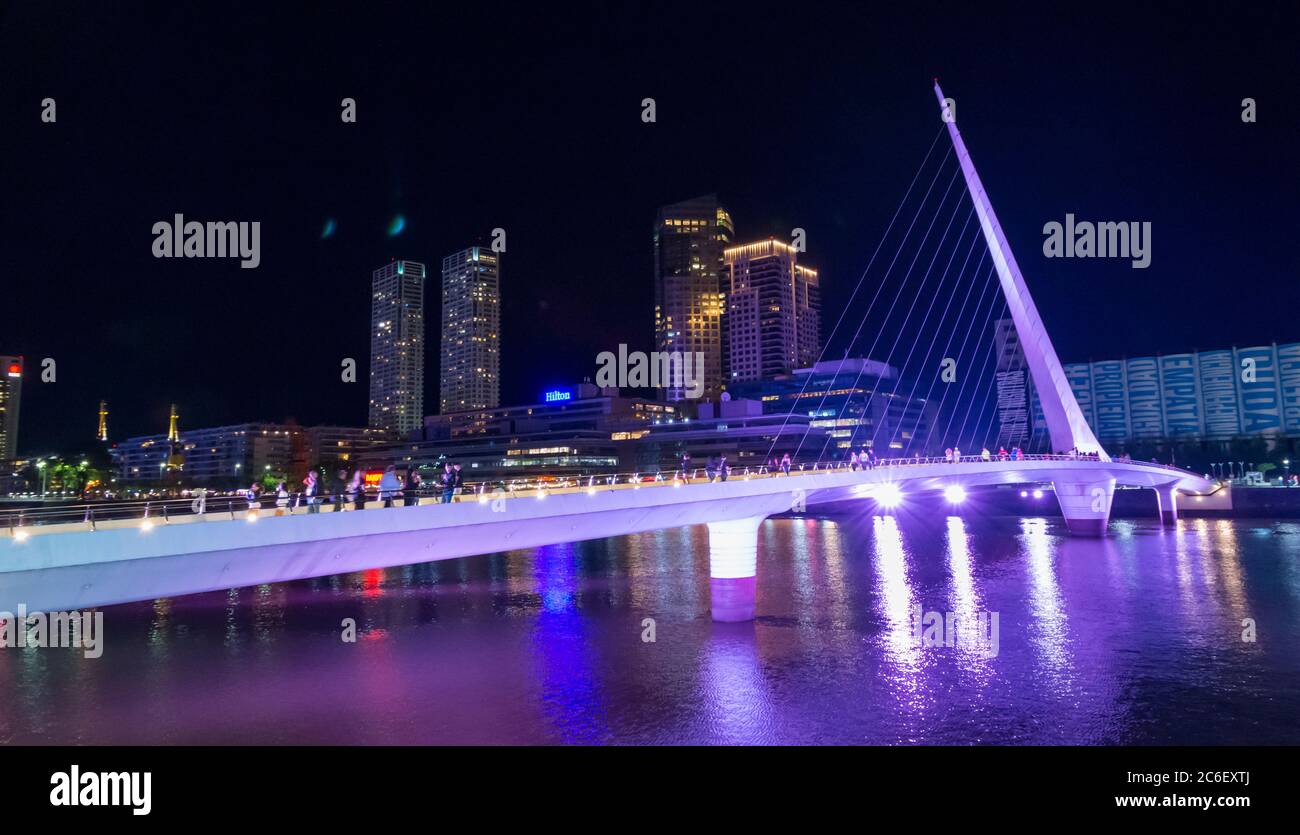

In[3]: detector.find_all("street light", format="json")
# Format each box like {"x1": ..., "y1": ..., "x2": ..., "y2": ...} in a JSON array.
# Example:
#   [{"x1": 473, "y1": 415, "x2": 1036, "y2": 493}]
[{"x1": 36, "y1": 460, "x2": 47, "y2": 495}]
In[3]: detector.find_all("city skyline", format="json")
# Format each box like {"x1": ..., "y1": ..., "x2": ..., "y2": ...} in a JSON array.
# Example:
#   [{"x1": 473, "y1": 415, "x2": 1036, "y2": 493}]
[
  {"x1": 3, "y1": 1, "x2": 1299, "y2": 767},
  {"x1": 3, "y1": 5, "x2": 1296, "y2": 454}
]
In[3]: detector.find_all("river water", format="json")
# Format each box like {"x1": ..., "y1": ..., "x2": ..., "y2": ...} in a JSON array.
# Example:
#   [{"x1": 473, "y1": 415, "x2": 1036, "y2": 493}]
[{"x1": 3, "y1": 512, "x2": 1298, "y2": 745}]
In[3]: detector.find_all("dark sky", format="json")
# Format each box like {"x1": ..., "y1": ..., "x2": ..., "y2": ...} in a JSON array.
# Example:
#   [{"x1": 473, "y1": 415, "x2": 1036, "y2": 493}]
[{"x1": 3, "y1": 1, "x2": 1297, "y2": 453}]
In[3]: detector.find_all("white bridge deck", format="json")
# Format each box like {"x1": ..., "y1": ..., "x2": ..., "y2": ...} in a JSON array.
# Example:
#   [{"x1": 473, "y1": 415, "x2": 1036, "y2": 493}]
[{"x1": 0, "y1": 456, "x2": 1217, "y2": 614}]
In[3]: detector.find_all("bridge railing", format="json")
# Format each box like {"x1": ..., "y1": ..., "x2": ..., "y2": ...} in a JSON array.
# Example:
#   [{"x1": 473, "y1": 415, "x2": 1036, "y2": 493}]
[{"x1": 2, "y1": 453, "x2": 1204, "y2": 537}]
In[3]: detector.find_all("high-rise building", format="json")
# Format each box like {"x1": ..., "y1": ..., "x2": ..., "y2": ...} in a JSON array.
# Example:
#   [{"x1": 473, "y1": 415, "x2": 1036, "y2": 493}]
[
  {"x1": 724, "y1": 239, "x2": 821, "y2": 383},
  {"x1": 97, "y1": 400, "x2": 109, "y2": 442},
  {"x1": 369, "y1": 259, "x2": 426, "y2": 437},
  {"x1": 992, "y1": 319, "x2": 1033, "y2": 449},
  {"x1": 0, "y1": 356, "x2": 21, "y2": 460},
  {"x1": 654, "y1": 195, "x2": 733, "y2": 401},
  {"x1": 440, "y1": 247, "x2": 501, "y2": 414}
]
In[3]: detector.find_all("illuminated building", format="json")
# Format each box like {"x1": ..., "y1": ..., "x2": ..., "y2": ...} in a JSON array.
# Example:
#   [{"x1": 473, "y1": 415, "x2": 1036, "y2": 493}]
[
  {"x1": 98, "y1": 400, "x2": 109, "y2": 442},
  {"x1": 992, "y1": 319, "x2": 1033, "y2": 449},
  {"x1": 727, "y1": 358, "x2": 938, "y2": 456},
  {"x1": 1061, "y1": 341, "x2": 1300, "y2": 446},
  {"x1": 440, "y1": 247, "x2": 501, "y2": 413},
  {"x1": 369, "y1": 259, "x2": 427, "y2": 437},
  {"x1": 111, "y1": 422, "x2": 390, "y2": 483},
  {"x1": 724, "y1": 239, "x2": 821, "y2": 383},
  {"x1": 0, "y1": 356, "x2": 21, "y2": 460},
  {"x1": 654, "y1": 195, "x2": 733, "y2": 401}
]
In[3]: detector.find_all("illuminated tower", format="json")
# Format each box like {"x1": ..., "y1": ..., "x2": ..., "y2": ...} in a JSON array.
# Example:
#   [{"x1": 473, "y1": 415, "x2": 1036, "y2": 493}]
[
  {"x1": 166, "y1": 403, "x2": 185, "y2": 472},
  {"x1": 0, "y1": 356, "x2": 22, "y2": 460},
  {"x1": 98, "y1": 400, "x2": 109, "y2": 442},
  {"x1": 369, "y1": 259, "x2": 427, "y2": 436},
  {"x1": 654, "y1": 195, "x2": 733, "y2": 401},
  {"x1": 440, "y1": 247, "x2": 501, "y2": 413},
  {"x1": 724, "y1": 239, "x2": 821, "y2": 382}
]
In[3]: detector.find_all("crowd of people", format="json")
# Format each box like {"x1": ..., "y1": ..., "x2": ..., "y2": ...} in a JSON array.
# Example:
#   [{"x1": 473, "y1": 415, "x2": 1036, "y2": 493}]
[{"x1": 241, "y1": 461, "x2": 467, "y2": 514}]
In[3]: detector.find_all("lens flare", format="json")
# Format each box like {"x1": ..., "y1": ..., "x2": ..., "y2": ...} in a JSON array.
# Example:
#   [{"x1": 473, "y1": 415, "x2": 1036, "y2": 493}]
[
  {"x1": 386, "y1": 214, "x2": 406, "y2": 237},
  {"x1": 876, "y1": 483, "x2": 903, "y2": 508}
]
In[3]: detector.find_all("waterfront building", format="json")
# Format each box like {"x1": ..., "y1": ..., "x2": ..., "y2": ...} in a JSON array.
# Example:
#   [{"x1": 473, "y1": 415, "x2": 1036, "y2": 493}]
[
  {"x1": 727, "y1": 358, "x2": 938, "y2": 457},
  {"x1": 369, "y1": 259, "x2": 427, "y2": 437},
  {"x1": 724, "y1": 239, "x2": 821, "y2": 383},
  {"x1": 992, "y1": 319, "x2": 1033, "y2": 449},
  {"x1": 111, "y1": 422, "x2": 390, "y2": 484},
  {"x1": 373, "y1": 383, "x2": 677, "y2": 481},
  {"x1": 654, "y1": 195, "x2": 733, "y2": 401},
  {"x1": 0, "y1": 356, "x2": 21, "y2": 461},
  {"x1": 1061, "y1": 341, "x2": 1300, "y2": 448},
  {"x1": 440, "y1": 246, "x2": 501, "y2": 414}
]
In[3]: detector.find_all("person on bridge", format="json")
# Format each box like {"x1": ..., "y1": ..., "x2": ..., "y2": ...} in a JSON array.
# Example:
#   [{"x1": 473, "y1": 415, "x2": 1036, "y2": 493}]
[
  {"x1": 379, "y1": 465, "x2": 401, "y2": 508},
  {"x1": 303, "y1": 470, "x2": 321, "y2": 514},
  {"x1": 403, "y1": 468, "x2": 422, "y2": 507},
  {"x1": 453, "y1": 463, "x2": 464, "y2": 495},
  {"x1": 679, "y1": 452, "x2": 691, "y2": 481},
  {"x1": 718, "y1": 454, "x2": 730, "y2": 482},
  {"x1": 331, "y1": 469, "x2": 348, "y2": 511},
  {"x1": 347, "y1": 468, "x2": 365, "y2": 510},
  {"x1": 945, "y1": 447, "x2": 954, "y2": 463},
  {"x1": 705, "y1": 456, "x2": 717, "y2": 482},
  {"x1": 850, "y1": 450, "x2": 860, "y2": 471},
  {"x1": 274, "y1": 481, "x2": 289, "y2": 516},
  {"x1": 440, "y1": 463, "x2": 456, "y2": 503},
  {"x1": 981, "y1": 447, "x2": 991, "y2": 461},
  {"x1": 781, "y1": 453, "x2": 792, "y2": 476},
  {"x1": 998, "y1": 446, "x2": 1008, "y2": 461}
]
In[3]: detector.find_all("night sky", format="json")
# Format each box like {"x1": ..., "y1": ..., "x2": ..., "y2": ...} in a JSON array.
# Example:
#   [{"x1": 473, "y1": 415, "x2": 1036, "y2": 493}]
[{"x1": 3, "y1": 1, "x2": 1296, "y2": 453}]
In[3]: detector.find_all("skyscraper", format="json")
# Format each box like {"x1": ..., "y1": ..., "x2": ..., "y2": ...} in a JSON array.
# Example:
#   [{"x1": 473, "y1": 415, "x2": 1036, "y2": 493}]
[
  {"x1": 653, "y1": 195, "x2": 733, "y2": 401},
  {"x1": 0, "y1": 356, "x2": 22, "y2": 460},
  {"x1": 724, "y1": 239, "x2": 821, "y2": 382},
  {"x1": 440, "y1": 246, "x2": 501, "y2": 414},
  {"x1": 369, "y1": 260, "x2": 426, "y2": 437}
]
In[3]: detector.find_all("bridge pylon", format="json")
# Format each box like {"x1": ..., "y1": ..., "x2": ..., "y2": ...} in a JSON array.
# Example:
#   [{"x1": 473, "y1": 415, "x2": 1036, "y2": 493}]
[{"x1": 934, "y1": 81, "x2": 1108, "y2": 462}]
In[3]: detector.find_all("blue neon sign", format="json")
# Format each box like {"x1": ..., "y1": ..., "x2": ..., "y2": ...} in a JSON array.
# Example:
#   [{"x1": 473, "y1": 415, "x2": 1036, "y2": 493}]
[{"x1": 544, "y1": 389, "x2": 572, "y2": 403}]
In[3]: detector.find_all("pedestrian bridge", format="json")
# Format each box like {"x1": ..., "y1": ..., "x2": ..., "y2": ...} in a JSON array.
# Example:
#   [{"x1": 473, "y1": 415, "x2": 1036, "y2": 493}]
[{"x1": 0, "y1": 456, "x2": 1217, "y2": 620}]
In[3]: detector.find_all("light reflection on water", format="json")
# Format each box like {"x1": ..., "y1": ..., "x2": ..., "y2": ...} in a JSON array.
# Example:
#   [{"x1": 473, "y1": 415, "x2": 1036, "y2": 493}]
[{"x1": 1, "y1": 513, "x2": 1298, "y2": 745}]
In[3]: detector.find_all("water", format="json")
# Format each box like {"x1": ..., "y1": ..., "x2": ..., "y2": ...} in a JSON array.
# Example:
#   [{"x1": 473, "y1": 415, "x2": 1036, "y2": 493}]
[{"x1": 3, "y1": 513, "x2": 1299, "y2": 745}]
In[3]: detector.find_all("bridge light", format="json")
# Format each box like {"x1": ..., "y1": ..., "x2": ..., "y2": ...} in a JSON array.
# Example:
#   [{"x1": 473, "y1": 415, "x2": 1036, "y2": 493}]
[
  {"x1": 246, "y1": 512, "x2": 259, "y2": 523},
  {"x1": 140, "y1": 520, "x2": 155, "y2": 532},
  {"x1": 944, "y1": 485, "x2": 967, "y2": 504},
  {"x1": 1020, "y1": 490, "x2": 1029, "y2": 498},
  {"x1": 876, "y1": 484, "x2": 903, "y2": 508},
  {"x1": 1032, "y1": 489, "x2": 1044, "y2": 499},
  {"x1": 13, "y1": 529, "x2": 29, "y2": 543}
]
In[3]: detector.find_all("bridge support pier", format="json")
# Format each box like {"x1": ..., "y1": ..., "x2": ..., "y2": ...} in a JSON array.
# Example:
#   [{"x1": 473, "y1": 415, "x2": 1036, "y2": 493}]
[
  {"x1": 1051, "y1": 477, "x2": 1115, "y2": 537},
  {"x1": 1154, "y1": 483, "x2": 1178, "y2": 526},
  {"x1": 706, "y1": 516, "x2": 765, "y2": 622}
]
